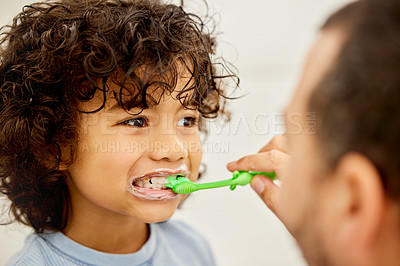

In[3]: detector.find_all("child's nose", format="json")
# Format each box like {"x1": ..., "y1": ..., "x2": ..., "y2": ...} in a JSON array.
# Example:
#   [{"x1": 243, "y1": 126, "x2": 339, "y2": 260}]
[{"x1": 148, "y1": 134, "x2": 188, "y2": 162}]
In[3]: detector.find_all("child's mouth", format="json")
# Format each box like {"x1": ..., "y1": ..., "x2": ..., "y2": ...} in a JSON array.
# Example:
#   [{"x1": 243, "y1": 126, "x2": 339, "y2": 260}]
[
  {"x1": 127, "y1": 168, "x2": 187, "y2": 200},
  {"x1": 132, "y1": 174, "x2": 171, "y2": 190}
]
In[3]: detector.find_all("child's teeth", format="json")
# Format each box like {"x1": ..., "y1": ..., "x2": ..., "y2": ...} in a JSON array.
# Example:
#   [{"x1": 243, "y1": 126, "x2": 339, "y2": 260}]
[{"x1": 135, "y1": 176, "x2": 173, "y2": 189}]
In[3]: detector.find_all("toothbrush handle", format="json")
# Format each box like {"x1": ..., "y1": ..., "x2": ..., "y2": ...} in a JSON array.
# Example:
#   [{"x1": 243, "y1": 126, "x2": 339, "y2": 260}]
[
  {"x1": 192, "y1": 172, "x2": 276, "y2": 191},
  {"x1": 250, "y1": 171, "x2": 277, "y2": 180},
  {"x1": 194, "y1": 179, "x2": 236, "y2": 190}
]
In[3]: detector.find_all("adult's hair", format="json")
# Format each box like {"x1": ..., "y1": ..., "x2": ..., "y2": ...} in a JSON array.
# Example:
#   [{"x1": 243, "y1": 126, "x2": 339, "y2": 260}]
[
  {"x1": 309, "y1": 0, "x2": 400, "y2": 201},
  {"x1": 0, "y1": 0, "x2": 236, "y2": 232}
]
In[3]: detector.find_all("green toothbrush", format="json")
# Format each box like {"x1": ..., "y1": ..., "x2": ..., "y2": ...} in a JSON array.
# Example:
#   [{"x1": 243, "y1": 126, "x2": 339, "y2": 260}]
[{"x1": 165, "y1": 170, "x2": 276, "y2": 194}]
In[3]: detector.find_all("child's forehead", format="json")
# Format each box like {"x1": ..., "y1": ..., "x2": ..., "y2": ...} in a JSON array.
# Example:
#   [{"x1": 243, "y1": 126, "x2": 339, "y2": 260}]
[
  {"x1": 77, "y1": 62, "x2": 197, "y2": 113},
  {"x1": 109, "y1": 62, "x2": 194, "y2": 91},
  {"x1": 79, "y1": 80, "x2": 195, "y2": 113}
]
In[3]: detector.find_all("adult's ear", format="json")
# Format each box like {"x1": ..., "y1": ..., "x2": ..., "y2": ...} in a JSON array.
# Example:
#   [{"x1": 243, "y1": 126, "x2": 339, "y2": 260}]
[{"x1": 323, "y1": 152, "x2": 385, "y2": 266}]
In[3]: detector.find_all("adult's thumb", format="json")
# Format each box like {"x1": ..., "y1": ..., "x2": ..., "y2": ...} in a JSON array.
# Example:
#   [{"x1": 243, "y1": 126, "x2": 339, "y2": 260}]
[{"x1": 250, "y1": 175, "x2": 280, "y2": 216}]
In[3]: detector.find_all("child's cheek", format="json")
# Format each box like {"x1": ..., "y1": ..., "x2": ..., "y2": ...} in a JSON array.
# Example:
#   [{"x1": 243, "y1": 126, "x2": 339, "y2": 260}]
[{"x1": 186, "y1": 133, "x2": 202, "y2": 182}]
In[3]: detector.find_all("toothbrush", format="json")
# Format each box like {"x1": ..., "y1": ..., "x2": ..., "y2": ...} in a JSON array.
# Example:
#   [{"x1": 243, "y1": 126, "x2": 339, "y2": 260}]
[{"x1": 165, "y1": 171, "x2": 276, "y2": 194}]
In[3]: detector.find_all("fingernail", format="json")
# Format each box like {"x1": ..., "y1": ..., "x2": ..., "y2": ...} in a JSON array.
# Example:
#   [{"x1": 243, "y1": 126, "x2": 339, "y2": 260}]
[
  {"x1": 251, "y1": 177, "x2": 265, "y2": 195},
  {"x1": 227, "y1": 161, "x2": 237, "y2": 168}
]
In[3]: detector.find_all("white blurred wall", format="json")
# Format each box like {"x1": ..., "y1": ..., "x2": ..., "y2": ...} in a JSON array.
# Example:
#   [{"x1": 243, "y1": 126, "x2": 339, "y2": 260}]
[{"x1": 0, "y1": 0, "x2": 352, "y2": 265}]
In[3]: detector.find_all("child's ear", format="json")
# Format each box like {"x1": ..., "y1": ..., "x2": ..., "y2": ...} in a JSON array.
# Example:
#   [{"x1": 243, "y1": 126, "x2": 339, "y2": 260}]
[
  {"x1": 57, "y1": 145, "x2": 72, "y2": 171},
  {"x1": 57, "y1": 163, "x2": 69, "y2": 171}
]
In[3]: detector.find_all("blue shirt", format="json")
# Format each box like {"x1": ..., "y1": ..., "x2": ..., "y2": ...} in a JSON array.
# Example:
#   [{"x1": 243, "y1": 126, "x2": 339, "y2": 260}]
[{"x1": 6, "y1": 220, "x2": 216, "y2": 266}]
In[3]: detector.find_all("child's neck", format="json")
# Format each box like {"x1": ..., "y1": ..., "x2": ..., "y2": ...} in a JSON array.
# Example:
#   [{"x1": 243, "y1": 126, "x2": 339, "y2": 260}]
[{"x1": 62, "y1": 209, "x2": 149, "y2": 254}]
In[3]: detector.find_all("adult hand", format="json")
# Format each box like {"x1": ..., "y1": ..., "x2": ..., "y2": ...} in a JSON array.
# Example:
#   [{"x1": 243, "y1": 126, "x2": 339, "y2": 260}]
[{"x1": 227, "y1": 136, "x2": 289, "y2": 220}]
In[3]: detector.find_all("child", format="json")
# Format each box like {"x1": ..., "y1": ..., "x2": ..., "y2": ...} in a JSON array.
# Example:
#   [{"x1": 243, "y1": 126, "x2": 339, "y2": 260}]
[{"x1": 0, "y1": 0, "x2": 235, "y2": 264}]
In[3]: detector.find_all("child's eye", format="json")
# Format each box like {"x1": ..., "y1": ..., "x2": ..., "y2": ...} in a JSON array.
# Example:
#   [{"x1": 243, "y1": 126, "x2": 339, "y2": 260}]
[
  {"x1": 177, "y1": 117, "x2": 197, "y2": 127},
  {"x1": 121, "y1": 117, "x2": 149, "y2": 127}
]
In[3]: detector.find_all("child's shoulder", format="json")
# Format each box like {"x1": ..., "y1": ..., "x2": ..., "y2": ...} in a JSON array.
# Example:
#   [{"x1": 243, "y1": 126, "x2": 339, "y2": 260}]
[
  {"x1": 6, "y1": 233, "x2": 48, "y2": 266},
  {"x1": 152, "y1": 219, "x2": 216, "y2": 266},
  {"x1": 7, "y1": 222, "x2": 216, "y2": 266},
  {"x1": 6, "y1": 232, "x2": 86, "y2": 266}
]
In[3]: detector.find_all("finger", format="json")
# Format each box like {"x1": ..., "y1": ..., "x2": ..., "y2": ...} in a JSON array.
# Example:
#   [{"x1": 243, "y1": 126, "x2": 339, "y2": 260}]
[
  {"x1": 227, "y1": 149, "x2": 289, "y2": 175},
  {"x1": 251, "y1": 175, "x2": 282, "y2": 218},
  {"x1": 258, "y1": 135, "x2": 288, "y2": 153}
]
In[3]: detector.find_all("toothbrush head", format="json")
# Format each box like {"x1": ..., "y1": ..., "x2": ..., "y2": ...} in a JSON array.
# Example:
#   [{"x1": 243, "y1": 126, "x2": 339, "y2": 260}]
[{"x1": 165, "y1": 175, "x2": 199, "y2": 194}]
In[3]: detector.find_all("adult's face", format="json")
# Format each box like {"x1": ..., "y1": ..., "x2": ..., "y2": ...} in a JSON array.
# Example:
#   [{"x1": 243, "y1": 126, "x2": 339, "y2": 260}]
[{"x1": 280, "y1": 28, "x2": 345, "y2": 266}]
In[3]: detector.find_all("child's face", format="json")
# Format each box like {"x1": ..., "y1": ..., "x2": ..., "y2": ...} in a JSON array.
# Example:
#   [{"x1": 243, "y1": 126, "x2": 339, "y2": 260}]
[{"x1": 65, "y1": 77, "x2": 202, "y2": 224}]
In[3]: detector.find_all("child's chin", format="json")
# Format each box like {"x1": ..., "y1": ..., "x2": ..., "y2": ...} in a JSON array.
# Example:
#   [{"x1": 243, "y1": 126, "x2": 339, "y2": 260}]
[
  {"x1": 133, "y1": 202, "x2": 179, "y2": 224},
  {"x1": 140, "y1": 211, "x2": 175, "y2": 224}
]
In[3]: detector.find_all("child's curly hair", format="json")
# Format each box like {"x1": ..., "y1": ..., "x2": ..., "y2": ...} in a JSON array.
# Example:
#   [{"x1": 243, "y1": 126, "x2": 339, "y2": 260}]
[{"x1": 0, "y1": 0, "x2": 237, "y2": 233}]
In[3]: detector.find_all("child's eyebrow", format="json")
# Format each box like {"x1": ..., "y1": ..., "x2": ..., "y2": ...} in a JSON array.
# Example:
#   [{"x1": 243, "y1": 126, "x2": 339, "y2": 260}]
[
  {"x1": 178, "y1": 104, "x2": 198, "y2": 111},
  {"x1": 107, "y1": 95, "x2": 146, "y2": 111},
  {"x1": 108, "y1": 98, "x2": 198, "y2": 112},
  {"x1": 108, "y1": 102, "x2": 146, "y2": 111},
  {"x1": 109, "y1": 102, "x2": 123, "y2": 111},
  {"x1": 108, "y1": 102, "x2": 124, "y2": 111}
]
